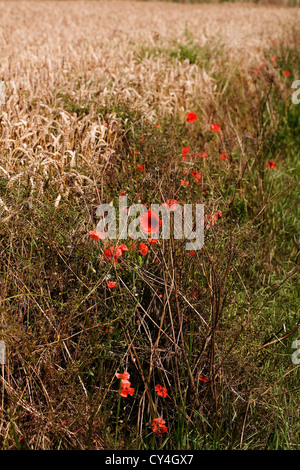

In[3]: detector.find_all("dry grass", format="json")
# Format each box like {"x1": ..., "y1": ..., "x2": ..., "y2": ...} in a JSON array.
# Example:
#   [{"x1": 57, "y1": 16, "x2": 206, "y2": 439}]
[{"x1": 0, "y1": 0, "x2": 299, "y2": 450}]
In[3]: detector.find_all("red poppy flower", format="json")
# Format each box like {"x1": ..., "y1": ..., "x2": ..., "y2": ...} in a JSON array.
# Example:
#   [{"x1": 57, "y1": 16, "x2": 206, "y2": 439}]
[
  {"x1": 114, "y1": 247, "x2": 123, "y2": 259},
  {"x1": 187, "y1": 250, "x2": 195, "y2": 256},
  {"x1": 89, "y1": 230, "x2": 105, "y2": 241},
  {"x1": 192, "y1": 288, "x2": 198, "y2": 297},
  {"x1": 199, "y1": 152, "x2": 208, "y2": 158},
  {"x1": 283, "y1": 71, "x2": 290, "y2": 76},
  {"x1": 104, "y1": 244, "x2": 128, "y2": 262},
  {"x1": 119, "y1": 189, "x2": 127, "y2": 195},
  {"x1": 140, "y1": 211, "x2": 162, "y2": 234},
  {"x1": 191, "y1": 170, "x2": 201, "y2": 183},
  {"x1": 155, "y1": 124, "x2": 161, "y2": 128},
  {"x1": 162, "y1": 199, "x2": 178, "y2": 211},
  {"x1": 116, "y1": 372, "x2": 134, "y2": 397},
  {"x1": 115, "y1": 371, "x2": 130, "y2": 380},
  {"x1": 182, "y1": 147, "x2": 190, "y2": 161},
  {"x1": 140, "y1": 243, "x2": 149, "y2": 255},
  {"x1": 167, "y1": 199, "x2": 177, "y2": 207},
  {"x1": 210, "y1": 123, "x2": 221, "y2": 132},
  {"x1": 117, "y1": 244, "x2": 129, "y2": 253},
  {"x1": 107, "y1": 281, "x2": 116, "y2": 289},
  {"x1": 220, "y1": 153, "x2": 229, "y2": 160},
  {"x1": 206, "y1": 213, "x2": 218, "y2": 229},
  {"x1": 137, "y1": 164, "x2": 144, "y2": 171},
  {"x1": 187, "y1": 112, "x2": 198, "y2": 123},
  {"x1": 119, "y1": 385, "x2": 135, "y2": 397},
  {"x1": 199, "y1": 374, "x2": 210, "y2": 383},
  {"x1": 181, "y1": 180, "x2": 190, "y2": 187},
  {"x1": 266, "y1": 160, "x2": 276, "y2": 169},
  {"x1": 155, "y1": 384, "x2": 168, "y2": 398},
  {"x1": 217, "y1": 211, "x2": 223, "y2": 219},
  {"x1": 120, "y1": 378, "x2": 131, "y2": 388},
  {"x1": 103, "y1": 246, "x2": 115, "y2": 261},
  {"x1": 148, "y1": 238, "x2": 158, "y2": 245},
  {"x1": 272, "y1": 56, "x2": 277, "y2": 61},
  {"x1": 152, "y1": 417, "x2": 168, "y2": 434},
  {"x1": 254, "y1": 68, "x2": 259, "y2": 74}
]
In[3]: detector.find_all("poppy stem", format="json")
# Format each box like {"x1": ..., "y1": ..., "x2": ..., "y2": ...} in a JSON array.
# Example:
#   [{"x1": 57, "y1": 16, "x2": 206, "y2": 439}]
[{"x1": 114, "y1": 388, "x2": 122, "y2": 450}]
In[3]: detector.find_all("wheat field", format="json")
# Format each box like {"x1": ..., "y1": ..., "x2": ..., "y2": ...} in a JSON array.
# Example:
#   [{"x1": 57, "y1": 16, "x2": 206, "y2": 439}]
[{"x1": 0, "y1": 0, "x2": 299, "y2": 451}]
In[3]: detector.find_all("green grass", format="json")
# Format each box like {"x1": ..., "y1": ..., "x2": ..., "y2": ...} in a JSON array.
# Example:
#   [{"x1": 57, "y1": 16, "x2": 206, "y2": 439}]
[{"x1": 135, "y1": 30, "x2": 223, "y2": 71}]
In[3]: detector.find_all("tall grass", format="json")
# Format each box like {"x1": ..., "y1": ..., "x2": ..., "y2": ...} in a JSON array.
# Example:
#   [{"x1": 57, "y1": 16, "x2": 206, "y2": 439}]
[{"x1": 0, "y1": 1, "x2": 299, "y2": 450}]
